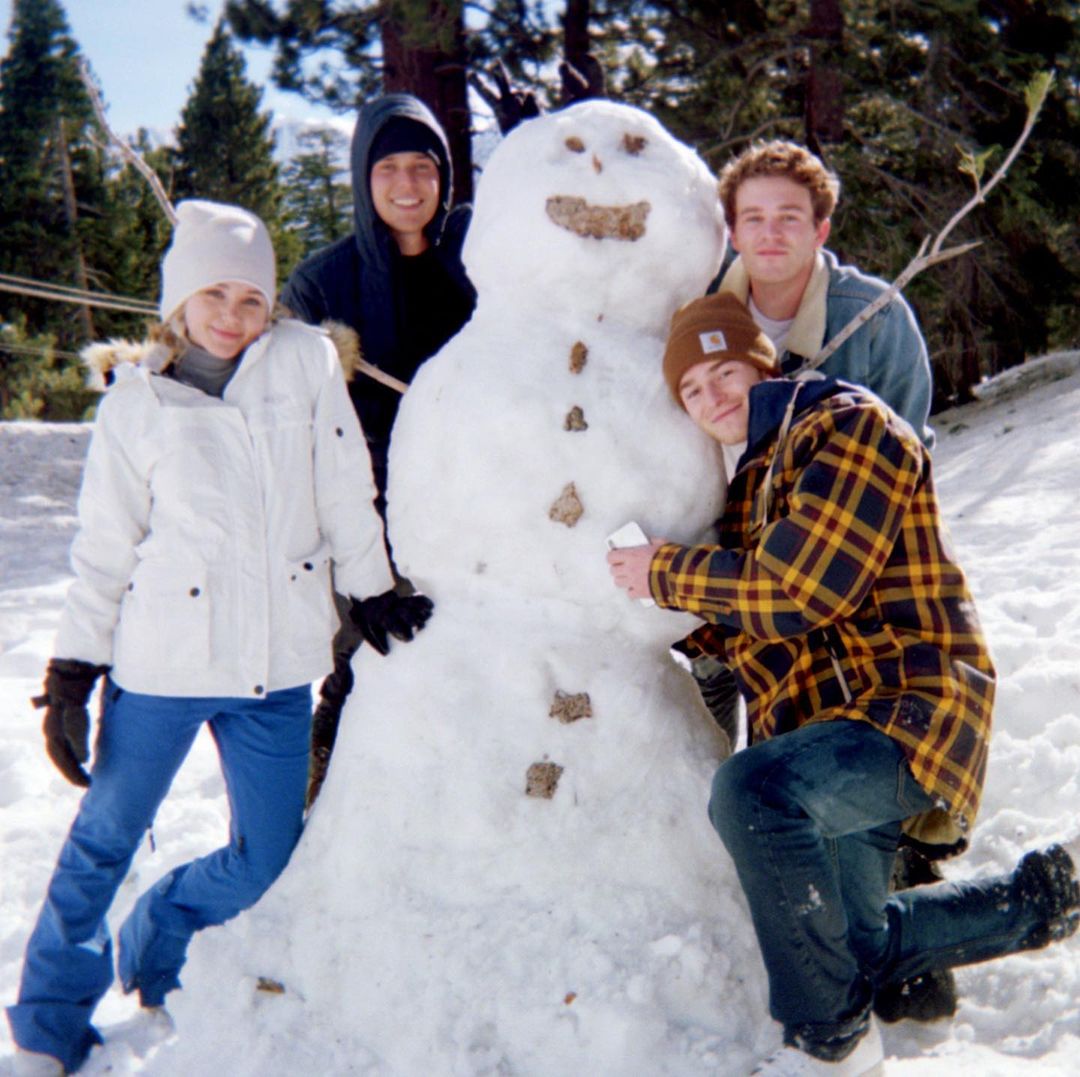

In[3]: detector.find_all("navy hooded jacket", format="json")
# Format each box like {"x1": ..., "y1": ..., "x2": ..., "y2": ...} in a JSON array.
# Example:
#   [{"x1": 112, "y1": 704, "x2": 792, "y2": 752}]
[{"x1": 281, "y1": 94, "x2": 476, "y2": 470}]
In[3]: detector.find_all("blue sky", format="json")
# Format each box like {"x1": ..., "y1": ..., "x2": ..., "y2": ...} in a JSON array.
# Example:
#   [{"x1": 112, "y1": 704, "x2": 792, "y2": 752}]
[{"x1": 1, "y1": 0, "x2": 343, "y2": 139}]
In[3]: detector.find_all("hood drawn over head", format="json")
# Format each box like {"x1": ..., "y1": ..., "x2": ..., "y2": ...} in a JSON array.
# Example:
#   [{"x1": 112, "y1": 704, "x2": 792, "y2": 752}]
[{"x1": 350, "y1": 94, "x2": 453, "y2": 271}]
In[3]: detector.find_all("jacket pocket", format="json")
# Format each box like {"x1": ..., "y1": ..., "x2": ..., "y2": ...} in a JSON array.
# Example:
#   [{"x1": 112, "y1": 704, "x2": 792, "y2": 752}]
[
  {"x1": 284, "y1": 540, "x2": 335, "y2": 643},
  {"x1": 115, "y1": 559, "x2": 211, "y2": 671}
]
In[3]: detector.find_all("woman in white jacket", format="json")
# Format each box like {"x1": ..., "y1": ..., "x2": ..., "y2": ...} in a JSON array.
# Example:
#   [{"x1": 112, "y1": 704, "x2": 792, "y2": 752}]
[{"x1": 7, "y1": 201, "x2": 432, "y2": 1075}]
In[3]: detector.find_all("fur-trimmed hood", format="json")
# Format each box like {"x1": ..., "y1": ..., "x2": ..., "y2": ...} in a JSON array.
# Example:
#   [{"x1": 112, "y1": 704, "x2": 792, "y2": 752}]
[{"x1": 80, "y1": 320, "x2": 363, "y2": 391}]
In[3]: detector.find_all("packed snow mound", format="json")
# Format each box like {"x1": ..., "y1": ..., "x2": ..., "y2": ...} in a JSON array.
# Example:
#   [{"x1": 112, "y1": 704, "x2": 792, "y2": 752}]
[
  {"x1": 462, "y1": 99, "x2": 726, "y2": 333},
  {"x1": 159, "y1": 100, "x2": 757, "y2": 1074},
  {"x1": 388, "y1": 100, "x2": 726, "y2": 613},
  {"x1": 970, "y1": 349, "x2": 1080, "y2": 405},
  {"x1": 1, "y1": 351, "x2": 1079, "y2": 1073}
]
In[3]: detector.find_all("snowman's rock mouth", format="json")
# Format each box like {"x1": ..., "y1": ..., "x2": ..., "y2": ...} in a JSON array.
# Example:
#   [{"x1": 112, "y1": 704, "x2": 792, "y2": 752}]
[{"x1": 545, "y1": 196, "x2": 650, "y2": 241}]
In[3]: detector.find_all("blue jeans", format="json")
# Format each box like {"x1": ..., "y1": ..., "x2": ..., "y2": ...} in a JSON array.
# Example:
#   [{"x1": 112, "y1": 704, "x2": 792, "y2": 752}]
[
  {"x1": 709, "y1": 719, "x2": 1051, "y2": 1050},
  {"x1": 7, "y1": 682, "x2": 310, "y2": 1072}
]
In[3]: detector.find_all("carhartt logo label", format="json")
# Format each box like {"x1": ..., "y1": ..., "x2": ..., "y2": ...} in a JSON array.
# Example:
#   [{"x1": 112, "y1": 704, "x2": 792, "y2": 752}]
[{"x1": 699, "y1": 330, "x2": 727, "y2": 354}]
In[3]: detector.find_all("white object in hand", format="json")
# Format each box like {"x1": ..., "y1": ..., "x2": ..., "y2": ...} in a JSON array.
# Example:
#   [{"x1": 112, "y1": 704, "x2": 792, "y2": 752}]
[{"x1": 606, "y1": 521, "x2": 656, "y2": 606}]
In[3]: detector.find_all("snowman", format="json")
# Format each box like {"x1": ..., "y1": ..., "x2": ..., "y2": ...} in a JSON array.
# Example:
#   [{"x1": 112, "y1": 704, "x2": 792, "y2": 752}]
[{"x1": 167, "y1": 101, "x2": 770, "y2": 1075}]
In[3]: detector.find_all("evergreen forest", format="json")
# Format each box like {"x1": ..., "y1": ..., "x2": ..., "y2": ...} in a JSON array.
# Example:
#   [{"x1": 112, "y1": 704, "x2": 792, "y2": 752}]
[{"x1": 1, "y1": 0, "x2": 1077, "y2": 419}]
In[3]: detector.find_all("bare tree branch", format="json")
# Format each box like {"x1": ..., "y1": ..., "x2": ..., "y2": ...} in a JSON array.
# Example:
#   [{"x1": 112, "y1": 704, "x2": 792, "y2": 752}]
[
  {"x1": 806, "y1": 72, "x2": 1052, "y2": 371},
  {"x1": 78, "y1": 60, "x2": 177, "y2": 226},
  {"x1": 356, "y1": 359, "x2": 408, "y2": 395},
  {"x1": 78, "y1": 61, "x2": 411, "y2": 394}
]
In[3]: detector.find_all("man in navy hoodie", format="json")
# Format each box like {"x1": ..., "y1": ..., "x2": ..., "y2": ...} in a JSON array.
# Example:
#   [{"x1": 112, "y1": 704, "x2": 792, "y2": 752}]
[{"x1": 282, "y1": 94, "x2": 476, "y2": 798}]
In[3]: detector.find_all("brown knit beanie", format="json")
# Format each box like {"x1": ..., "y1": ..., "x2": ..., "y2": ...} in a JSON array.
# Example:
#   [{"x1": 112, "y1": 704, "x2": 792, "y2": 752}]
[{"x1": 662, "y1": 292, "x2": 778, "y2": 405}]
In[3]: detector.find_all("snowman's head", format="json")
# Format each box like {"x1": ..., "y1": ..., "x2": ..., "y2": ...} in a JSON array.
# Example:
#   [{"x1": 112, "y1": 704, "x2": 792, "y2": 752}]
[{"x1": 463, "y1": 100, "x2": 726, "y2": 332}]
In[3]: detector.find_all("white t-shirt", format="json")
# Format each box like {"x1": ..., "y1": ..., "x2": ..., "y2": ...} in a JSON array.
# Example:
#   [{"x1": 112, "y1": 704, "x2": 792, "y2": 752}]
[
  {"x1": 722, "y1": 441, "x2": 746, "y2": 482},
  {"x1": 749, "y1": 296, "x2": 794, "y2": 357}
]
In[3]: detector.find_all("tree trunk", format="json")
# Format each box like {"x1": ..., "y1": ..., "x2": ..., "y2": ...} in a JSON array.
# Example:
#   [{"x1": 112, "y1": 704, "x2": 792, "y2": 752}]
[
  {"x1": 956, "y1": 257, "x2": 981, "y2": 403},
  {"x1": 54, "y1": 116, "x2": 95, "y2": 342},
  {"x1": 563, "y1": 0, "x2": 591, "y2": 77},
  {"x1": 804, "y1": 0, "x2": 844, "y2": 152},
  {"x1": 381, "y1": 2, "x2": 473, "y2": 203},
  {"x1": 560, "y1": 0, "x2": 605, "y2": 104}
]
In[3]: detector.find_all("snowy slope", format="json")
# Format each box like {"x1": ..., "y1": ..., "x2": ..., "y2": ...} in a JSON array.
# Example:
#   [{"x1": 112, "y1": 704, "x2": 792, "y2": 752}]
[{"x1": 1, "y1": 351, "x2": 1079, "y2": 1074}]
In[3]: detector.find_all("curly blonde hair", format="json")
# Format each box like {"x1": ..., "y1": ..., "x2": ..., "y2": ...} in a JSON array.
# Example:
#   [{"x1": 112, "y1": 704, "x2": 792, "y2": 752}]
[{"x1": 718, "y1": 141, "x2": 840, "y2": 229}]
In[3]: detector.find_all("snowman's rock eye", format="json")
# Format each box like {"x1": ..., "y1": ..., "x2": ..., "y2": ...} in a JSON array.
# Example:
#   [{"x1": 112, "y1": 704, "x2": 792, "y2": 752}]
[
  {"x1": 546, "y1": 196, "x2": 650, "y2": 241},
  {"x1": 622, "y1": 133, "x2": 647, "y2": 156},
  {"x1": 565, "y1": 136, "x2": 586, "y2": 153}
]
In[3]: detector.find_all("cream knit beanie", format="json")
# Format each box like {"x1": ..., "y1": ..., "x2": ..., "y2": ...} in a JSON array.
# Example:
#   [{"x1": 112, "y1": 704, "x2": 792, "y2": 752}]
[{"x1": 159, "y1": 200, "x2": 276, "y2": 321}]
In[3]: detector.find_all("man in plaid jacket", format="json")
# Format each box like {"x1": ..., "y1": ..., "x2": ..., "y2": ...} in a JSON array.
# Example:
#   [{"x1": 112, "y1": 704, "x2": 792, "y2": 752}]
[{"x1": 607, "y1": 292, "x2": 1079, "y2": 1076}]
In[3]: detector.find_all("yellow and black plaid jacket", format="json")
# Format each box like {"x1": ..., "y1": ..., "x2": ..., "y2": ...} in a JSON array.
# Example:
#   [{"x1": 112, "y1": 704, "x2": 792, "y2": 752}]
[{"x1": 651, "y1": 380, "x2": 994, "y2": 833}]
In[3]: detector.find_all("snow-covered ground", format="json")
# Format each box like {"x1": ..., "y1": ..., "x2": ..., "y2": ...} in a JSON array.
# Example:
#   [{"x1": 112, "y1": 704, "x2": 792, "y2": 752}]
[{"x1": 1, "y1": 351, "x2": 1079, "y2": 1075}]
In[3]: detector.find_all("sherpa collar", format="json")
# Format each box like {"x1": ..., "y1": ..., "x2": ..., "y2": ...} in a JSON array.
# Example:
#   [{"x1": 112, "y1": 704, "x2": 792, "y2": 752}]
[{"x1": 718, "y1": 250, "x2": 831, "y2": 362}]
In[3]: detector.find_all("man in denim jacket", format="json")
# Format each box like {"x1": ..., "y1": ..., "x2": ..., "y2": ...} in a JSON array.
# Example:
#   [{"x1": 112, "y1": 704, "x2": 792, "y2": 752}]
[{"x1": 716, "y1": 140, "x2": 934, "y2": 450}]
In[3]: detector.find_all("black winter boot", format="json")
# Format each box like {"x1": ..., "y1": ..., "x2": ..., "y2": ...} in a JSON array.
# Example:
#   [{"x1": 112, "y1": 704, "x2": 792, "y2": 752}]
[
  {"x1": 874, "y1": 845, "x2": 959, "y2": 1024},
  {"x1": 1014, "y1": 844, "x2": 1080, "y2": 949},
  {"x1": 874, "y1": 968, "x2": 957, "y2": 1024}
]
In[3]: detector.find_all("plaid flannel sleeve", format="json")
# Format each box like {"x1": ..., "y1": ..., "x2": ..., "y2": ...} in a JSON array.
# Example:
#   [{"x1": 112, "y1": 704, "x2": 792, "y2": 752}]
[{"x1": 649, "y1": 404, "x2": 923, "y2": 641}]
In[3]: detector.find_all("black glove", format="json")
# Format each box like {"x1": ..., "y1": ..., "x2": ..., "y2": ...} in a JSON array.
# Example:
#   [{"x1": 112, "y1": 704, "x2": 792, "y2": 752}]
[
  {"x1": 348, "y1": 591, "x2": 434, "y2": 656},
  {"x1": 468, "y1": 60, "x2": 541, "y2": 135},
  {"x1": 32, "y1": 658, "x2": 109, "y2": 787}
]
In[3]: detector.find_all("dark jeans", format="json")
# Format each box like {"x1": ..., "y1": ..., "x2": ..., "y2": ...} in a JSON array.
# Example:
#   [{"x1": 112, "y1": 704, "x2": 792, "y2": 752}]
[{"x1": 709, "y1": 719, "x2": 1052, "y2": 1048}]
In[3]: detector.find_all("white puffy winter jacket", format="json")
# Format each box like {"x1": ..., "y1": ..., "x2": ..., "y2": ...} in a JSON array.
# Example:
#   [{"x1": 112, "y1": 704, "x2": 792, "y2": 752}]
[{"x1": 55, "y1": 319, "x2": 394, "y2": 698}]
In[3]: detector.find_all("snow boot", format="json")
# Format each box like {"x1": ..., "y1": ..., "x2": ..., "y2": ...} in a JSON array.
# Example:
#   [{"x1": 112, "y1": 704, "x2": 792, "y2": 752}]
[
  {"x1": 752, "y1": 1016, "x2": 884, "y2": 1075},
  {"x1": 874, "y1": 843, "x2": 958, "y2": 1023},
  {"x1": 1015, "y1": 843, "x2": 1080, "y2": 948},
  {"x1": 873, "y1": 968, "x2": 956, "y2": 1023}
]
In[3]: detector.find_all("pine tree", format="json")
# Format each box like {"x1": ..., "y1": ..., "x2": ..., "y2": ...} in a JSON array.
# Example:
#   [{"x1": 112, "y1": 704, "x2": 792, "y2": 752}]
[
  {"x1": 585, "y1": 0, "x2": 1080, "y2": 402},
  {"x1": 173, "y1": 19, "x2": 282, "y2": 226},
  {"x1": 223, "y1": 0, "x2": 559, "y2": 204},
  {"x1": 281, "y1": 127, "x2": 353, "y2": 258},
  {"x1": 97, "y1": 132, "x2": 176, "y2": 322},
  {"x1": 0, "y1": 319, "x2": 99, "y2": 420},
  {"x1": 817, "y1": 0, "x2": 1080, "y2": 400},
  {"x1": 0, "y1": 0, "x2": 101, "y2": 347}
]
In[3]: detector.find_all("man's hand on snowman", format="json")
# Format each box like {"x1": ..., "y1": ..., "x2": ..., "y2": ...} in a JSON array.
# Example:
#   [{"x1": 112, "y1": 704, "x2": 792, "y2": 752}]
[
  {"x1": 348, "y1": 591, "x2": 434, "y2": 656},
  {"x1": 607, "y1": 541, "x2": 665, "y2": 602}
]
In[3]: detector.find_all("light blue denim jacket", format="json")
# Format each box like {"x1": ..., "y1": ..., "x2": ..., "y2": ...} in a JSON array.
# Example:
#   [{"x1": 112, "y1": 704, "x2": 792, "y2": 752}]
[{"x1": 719, "y1": 249, "x2": 935, "y2": 448}]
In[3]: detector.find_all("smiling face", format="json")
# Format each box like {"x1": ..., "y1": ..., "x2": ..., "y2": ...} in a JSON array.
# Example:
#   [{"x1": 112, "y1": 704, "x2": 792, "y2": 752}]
[
  {"x1": 678, "y1": 357, "x2": 765, "y2": 445},
  {"x1": 370, "y1": 150, "x2": 441, "y2": 255},
  {"x1": 183, "y1": 282, "x2": 269, "y2": 360},
  {"x1": 730, "y1": 175, "x2": 830, "y2": 293}
]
